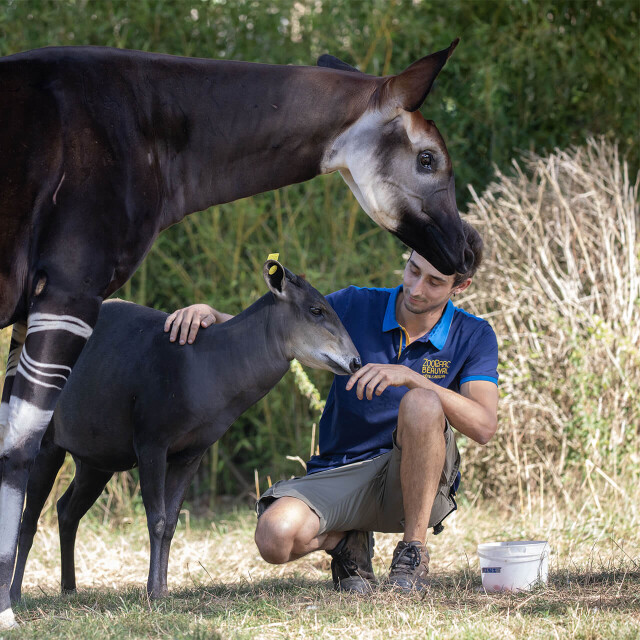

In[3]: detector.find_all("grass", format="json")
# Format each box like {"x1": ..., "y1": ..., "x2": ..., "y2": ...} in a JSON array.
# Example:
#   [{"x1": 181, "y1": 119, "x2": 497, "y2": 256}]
[{"x1": 6, "y1": 483, "x2": 640, "y2": 640}]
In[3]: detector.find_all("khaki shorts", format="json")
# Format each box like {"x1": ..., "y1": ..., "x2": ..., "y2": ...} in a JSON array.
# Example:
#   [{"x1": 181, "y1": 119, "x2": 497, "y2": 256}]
[{"x1": 256, "y1": 421, "x2": 461, "y2": 535}]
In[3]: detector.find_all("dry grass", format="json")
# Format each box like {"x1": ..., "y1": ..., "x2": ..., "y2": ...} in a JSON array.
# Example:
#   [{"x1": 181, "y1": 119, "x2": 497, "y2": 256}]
[
  {"x1": 460, "y1": 138, "x2": 639, "y2": 499},
  {"x1": 9, "y1": 480, "x2": 640, "y2": 639}
]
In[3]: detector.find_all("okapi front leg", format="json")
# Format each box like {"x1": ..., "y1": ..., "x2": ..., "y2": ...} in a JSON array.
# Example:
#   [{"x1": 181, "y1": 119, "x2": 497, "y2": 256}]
[
  {"x1": 0, "y1": 298, "x2": 99, "y2": 629},
  {"x1": 10, "y1": 435, "x2": 66, "y2": 604}
]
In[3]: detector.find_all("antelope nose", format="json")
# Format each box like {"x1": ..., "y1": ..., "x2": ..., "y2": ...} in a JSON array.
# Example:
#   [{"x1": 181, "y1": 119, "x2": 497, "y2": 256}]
[{"x1": 350, "y1": 357, "x2": 362, "y2": 373}]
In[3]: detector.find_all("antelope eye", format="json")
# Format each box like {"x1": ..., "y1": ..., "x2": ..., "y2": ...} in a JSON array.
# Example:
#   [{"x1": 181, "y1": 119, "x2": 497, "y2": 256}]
[
  {"x1": 310, "y1": 307, "x2": 323, "y2": 316},
  {"x1": 418, "y1": 151, "x2": 433, "y2": 169}
]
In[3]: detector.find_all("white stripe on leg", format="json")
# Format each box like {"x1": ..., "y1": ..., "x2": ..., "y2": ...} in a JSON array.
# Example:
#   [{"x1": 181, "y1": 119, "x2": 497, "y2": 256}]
[
  {"x1": 0, "y1": 398, "x2": 53, "y2": 457},
  {"x1": 15, "y1": 347, "x2": 71, "y2": 391},
  {"x1": 27, "y1": 313, "x2": 93, "y2": 339},
  {"x1": 21, "y1": 347, "x2": 72, "y2": 374},
  {"x1": 0, "y1": 484, "x2": 24, "y2": 562}
]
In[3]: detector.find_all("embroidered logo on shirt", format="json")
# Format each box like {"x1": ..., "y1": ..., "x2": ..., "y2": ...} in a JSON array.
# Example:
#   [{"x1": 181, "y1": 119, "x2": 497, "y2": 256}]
[{"x1": 422, "y1": 358, "x2": 451, "y2": 379}]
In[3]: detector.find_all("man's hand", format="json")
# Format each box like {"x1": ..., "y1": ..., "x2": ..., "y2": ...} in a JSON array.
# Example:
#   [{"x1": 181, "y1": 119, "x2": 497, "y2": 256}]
[
  {"x1": 346, "y1": 363, "x2": 426, "y2": 400},
  {"x1": 164, "y1": 304, "x2": 218, "y2": 344}
]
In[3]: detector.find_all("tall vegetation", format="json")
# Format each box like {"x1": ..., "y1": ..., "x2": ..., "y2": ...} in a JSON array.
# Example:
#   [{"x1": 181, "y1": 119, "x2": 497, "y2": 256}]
[
  {"x1": 463, "y1": 138, "x2": 639, "y2": 505},
  {"x1": 0, "y1": 1, "x2": 638, "y2": 505}
]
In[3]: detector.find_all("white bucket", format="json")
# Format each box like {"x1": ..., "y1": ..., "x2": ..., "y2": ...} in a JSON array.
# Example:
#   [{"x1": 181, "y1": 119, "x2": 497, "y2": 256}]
[{"x1": 477, "y1": 541, "x2": 549, "y2": 592}]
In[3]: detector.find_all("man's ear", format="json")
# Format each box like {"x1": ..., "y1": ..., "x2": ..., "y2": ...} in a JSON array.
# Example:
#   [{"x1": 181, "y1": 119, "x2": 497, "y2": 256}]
[
  {"x1": 378, "y1": 38, "x2": 459, "y2": 113},
  {"x1": 263, "y1": 260, "x2": 287, "y2": 298},
  {"x1": 453, "y1": 277, "x2": 472, "y2": 297}
]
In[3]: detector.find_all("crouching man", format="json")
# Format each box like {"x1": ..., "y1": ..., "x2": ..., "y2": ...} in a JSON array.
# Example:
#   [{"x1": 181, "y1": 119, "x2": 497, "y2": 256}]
[{"x1": 165, "y1": 228, "x2": 498, "y2": 592}]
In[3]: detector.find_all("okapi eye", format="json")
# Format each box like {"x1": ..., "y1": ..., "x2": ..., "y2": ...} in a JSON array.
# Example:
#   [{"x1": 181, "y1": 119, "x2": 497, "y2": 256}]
[
  {"x1": 310, "y1": 307, "x2": 323, "y2": 316},
  {"x1": 419, "y1": 151, "x2": 433, "y2": 169}
]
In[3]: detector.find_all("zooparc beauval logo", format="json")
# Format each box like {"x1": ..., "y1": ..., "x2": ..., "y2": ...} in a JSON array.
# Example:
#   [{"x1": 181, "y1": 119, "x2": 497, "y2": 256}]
[{"x1": 422, "y1": 357, "x2": 451, "y2": 380}]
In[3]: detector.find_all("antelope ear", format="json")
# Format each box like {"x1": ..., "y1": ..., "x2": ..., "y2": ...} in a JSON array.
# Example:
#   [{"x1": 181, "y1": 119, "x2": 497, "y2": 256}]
[
  {"x1": 381, "y1": 38, "x2": 459, "y2": 112},
  {"x1": 317, "y1": 54, "x2": 362, "y2": 74},
  {"x1": 263, "y1": 260, "x2": 287, "y2": 298}
]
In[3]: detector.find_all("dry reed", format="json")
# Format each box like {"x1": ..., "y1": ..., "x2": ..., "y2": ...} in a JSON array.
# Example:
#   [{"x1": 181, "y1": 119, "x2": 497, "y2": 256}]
[{"x1": 460, "y1": 138, "x2": 639, "y2": 506}]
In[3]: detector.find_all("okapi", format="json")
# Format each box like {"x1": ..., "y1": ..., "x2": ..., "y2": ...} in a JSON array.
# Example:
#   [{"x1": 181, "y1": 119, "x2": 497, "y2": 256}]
[
  {"x1": 9, "y1": 259, "x2": 360, "y2": 601},
  {"x1": 0, "y1": 41, "x2": 467, "y2": 627}
]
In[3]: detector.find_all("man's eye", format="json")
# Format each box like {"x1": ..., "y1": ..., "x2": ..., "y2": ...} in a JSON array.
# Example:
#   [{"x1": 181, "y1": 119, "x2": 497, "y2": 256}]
[{"x1": 310, "y1": 307, "x2": 323, "y2": 316}]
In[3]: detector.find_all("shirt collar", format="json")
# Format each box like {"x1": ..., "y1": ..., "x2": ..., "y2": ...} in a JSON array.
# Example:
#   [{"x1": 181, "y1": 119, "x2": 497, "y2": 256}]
[{"x1": 382, "y1": 286, "x2": 455, "y2": 350}]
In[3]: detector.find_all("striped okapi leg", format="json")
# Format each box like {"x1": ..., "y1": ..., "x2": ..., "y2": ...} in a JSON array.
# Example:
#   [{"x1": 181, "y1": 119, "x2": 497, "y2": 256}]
[
  {"x1": 0, "y1": 323, "x2": 26, "y2": 629},
  {"x1": 0, "y1": 300, "x2": 99, "y2": 629},
  {"x1": 0, "y1": 323, "x2": 27, "y2": 455}
]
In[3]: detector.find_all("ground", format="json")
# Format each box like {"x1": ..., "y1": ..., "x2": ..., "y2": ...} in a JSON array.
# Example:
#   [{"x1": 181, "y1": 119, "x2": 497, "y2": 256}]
[{"x1": 6, "y1": 494, "x2": 639, "y2": 639}]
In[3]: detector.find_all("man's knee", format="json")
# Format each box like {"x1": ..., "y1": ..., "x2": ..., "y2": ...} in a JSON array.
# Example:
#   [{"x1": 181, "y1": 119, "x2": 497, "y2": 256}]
[
  {"x1": 254, "y1": 498, "x2": 314, "y2": 564},
  {"x1": 398, "y1": 389, "x2": 445, "y2": 443}
]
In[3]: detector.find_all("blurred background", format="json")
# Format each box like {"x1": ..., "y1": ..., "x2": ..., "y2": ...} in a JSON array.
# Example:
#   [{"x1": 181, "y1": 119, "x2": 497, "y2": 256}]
[{"x1": 0, "y1": 0, "x2": 638, "y2": 518}]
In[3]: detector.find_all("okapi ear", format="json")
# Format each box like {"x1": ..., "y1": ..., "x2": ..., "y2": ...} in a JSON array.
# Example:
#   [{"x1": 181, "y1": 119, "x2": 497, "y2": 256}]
[
  {"x1": 317, "y1": 54, "x2": 362, "y2": 74},
  {"x1": 382, "y1": 38, "x2": 459, "y2": 112},
  {"x1": 264, "y1": 260, "x2": 287, "y2": 298}
]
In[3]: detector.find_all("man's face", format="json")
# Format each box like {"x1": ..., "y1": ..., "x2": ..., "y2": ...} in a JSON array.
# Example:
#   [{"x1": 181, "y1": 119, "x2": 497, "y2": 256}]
[{"x1": 401, "y1": 251, "x2": 458, "y2": 316}]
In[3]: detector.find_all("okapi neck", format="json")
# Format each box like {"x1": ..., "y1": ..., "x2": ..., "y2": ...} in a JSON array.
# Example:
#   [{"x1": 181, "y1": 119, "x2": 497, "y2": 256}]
[
  {"x1": 139, "y1": 59, "x2": 376, "y2": 228},
  {"x1": 197, "y1": 294, "x2": 291, "y2": 381}
]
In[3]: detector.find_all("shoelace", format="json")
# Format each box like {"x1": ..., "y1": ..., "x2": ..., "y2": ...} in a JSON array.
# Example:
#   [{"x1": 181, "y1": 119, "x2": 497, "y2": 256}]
[
  {"x1": 338, "y1": 549, "x2": 359, "y2": 574},
  {"x1": 390, "y1": 544, "x2": 421, "y2": 572}
]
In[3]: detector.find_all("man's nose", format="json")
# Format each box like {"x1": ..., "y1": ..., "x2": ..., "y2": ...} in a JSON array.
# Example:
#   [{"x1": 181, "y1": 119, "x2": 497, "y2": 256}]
[{"x1": 413, "y1": 278, "x2": 429, "y2": 296}]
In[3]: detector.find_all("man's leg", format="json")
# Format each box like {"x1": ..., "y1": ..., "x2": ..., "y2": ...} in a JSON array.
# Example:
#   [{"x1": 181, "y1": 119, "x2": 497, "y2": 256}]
[
  {"x1": 388, "y1": 387, "x2": 446, "y2": 590},
  {"x1": 397, "y1": 387, "x2": 446, "y2": 543},
  {"x1": 254, "y1": 496, "x2": 344, "y2": 564},
  {"x1": 255, "y1": 497, "x2": 375, "y2": 593}
]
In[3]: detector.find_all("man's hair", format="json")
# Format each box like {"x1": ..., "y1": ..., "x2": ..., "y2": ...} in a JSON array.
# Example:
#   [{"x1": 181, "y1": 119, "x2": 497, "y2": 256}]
[
  {"x1": 408, "y1": 221, "x2": 484, "y2": 287},
  {"x1": 453, "y1": 220, "x2": 483, "y2": 287}
]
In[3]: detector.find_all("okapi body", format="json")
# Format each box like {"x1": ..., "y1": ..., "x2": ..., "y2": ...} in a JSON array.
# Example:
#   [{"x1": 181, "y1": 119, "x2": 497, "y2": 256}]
[
  {"x1": 10, "y1": 259, "x2": 360, "y2": 600},
  {"x1": 0, "y1": 42, "x2": 465, "y2": 626}
]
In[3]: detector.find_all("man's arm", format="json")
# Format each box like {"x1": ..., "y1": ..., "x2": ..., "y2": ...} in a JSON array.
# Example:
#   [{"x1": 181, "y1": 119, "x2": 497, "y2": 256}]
[
  {"x1": 164, "y1": 304, "x2": 234, "y2": 344},
  {"x1": 346, "y1": 364, "x2": 498, "y2": 445}
]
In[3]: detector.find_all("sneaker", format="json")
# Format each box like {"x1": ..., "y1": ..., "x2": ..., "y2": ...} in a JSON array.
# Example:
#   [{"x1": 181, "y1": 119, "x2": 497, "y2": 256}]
[
  {"x1": 386, "y1": 540, "x2": 430, "y2": 591},
  {"x1": 327, "y1": 530, "x2": 376, "y2": 593}
]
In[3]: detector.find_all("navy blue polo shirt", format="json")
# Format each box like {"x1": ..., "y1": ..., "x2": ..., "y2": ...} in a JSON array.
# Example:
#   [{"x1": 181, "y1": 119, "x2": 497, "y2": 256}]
[{"x1": 306, "y1": 285, "x2": 498, "y2": 475}]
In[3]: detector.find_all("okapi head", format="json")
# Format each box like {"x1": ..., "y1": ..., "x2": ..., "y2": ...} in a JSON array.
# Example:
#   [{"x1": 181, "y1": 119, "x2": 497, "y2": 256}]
[
  {"x1": 319, "y1": 39, "x2": 470, "y2": 276},
  {"x1": 262, "y1": 259, "x2": 361, "y2": 376}
]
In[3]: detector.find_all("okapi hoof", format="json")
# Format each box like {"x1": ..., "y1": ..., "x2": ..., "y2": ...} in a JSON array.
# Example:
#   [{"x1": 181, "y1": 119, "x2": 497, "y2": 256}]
[
  {"x1": 147, "y1": 587, "x2": 169, "y2": 600},
  {"x1": 0, "y1": 607, "x2": 19, "y2": 630}
]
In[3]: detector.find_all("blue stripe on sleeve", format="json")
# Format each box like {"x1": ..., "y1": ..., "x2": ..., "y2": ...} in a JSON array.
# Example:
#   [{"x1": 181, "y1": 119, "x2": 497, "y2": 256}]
[{"x1": 460, "y1": 375, "x2": 498, "y2": 386}]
